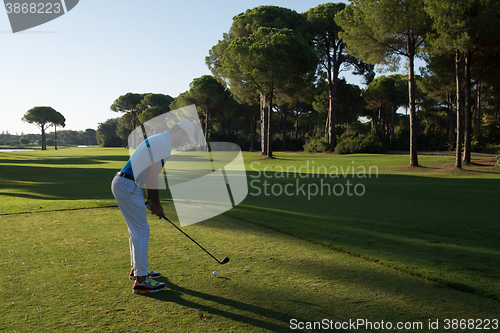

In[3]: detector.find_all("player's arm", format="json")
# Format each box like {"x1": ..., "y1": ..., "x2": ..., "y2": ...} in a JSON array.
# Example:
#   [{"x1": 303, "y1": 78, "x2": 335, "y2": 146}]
[
  {"x1": 146, "y1": 189, "x2": 163, "y2": 218},
  {"x1": 145, "y1": 161, "x2": 164, "y2": 218}
]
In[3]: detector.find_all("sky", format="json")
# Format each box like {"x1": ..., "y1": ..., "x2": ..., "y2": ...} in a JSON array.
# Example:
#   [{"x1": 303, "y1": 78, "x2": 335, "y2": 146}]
[{"x1": 0, "y1": 0, "x2": 385, "y2": 135}]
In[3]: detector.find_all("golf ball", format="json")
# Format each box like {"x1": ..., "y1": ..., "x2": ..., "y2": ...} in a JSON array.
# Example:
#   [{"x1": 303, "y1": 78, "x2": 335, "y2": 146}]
[{"x1": 213, "y1": 270, "x2": 218, "y2": 276}]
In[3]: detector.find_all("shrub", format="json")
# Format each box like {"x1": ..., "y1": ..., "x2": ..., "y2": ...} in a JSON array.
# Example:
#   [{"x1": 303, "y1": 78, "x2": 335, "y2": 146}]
[
  {"x1": 303, "y1": 134, "x2": 329, "y2": 152},
  {"x1": 417, "y1": 132, "x2": 452, "y2": 151},
  {"x1": 287, "y1": 137, "x2": 305, "y2": 151},
  {"x1": 475, "y1": 144, "x2": 500, "y2": 155},
  {"x1": 271, "y1": 137, "x2": 305, "y2": 151},
  {"x1": 19, "y1": 138, "x2": 30, "y2": 145},
  {"x1": 335, "y1": 132, "x2": 385, "y2": 154},
  {"x1": 208, "y1": 131, "x2": 255, "y2": 151}
]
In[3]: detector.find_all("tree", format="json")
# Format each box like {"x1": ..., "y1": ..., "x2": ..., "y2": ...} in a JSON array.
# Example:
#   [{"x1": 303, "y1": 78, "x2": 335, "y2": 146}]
[
  {"x1": 19, "y1": 137, "x2": 30, "y2": 145},
  {"x1": 481, "y1": 50, "x2": 500, "y2": 143},
  {"x1": 188, "y1": 75, "x2": 235, "y2": 145},
  {"x1": 137, "y1": 93, "x2": 174, "y2": 125},
  {"x1": 116, "y1": 113, "x2": 133, "y2": 146},
  {"x1": 96, "y1": 118, "x2": 122, "y2": 147},
  {"x1": 305, "y1": 2, "x2": 374, "y2": 152},
  {"x1": 169, "y1": 91, "x2": 195, "y2": 111},
  {"x1": 58, "y1": 130, "x2": 80, "y2": 145},
  {"x1": 110, "y1": 93, "x2": 146, "y2": 131},
  {"x1": 238, "y1": 102, "x2": 260, "y2": 152},
  {"x1": 364, "y1": 76, "x2": 398, "y2": 134},
  {"x1": 336, "y1": 0, "x2": 433, "y2": 166},
  {"x1": 419, "y1": 55, "x2": 457, "y2": 138},
  {"x1": 314, "y1": 78, "x2": 364, "y2": 127},
  {"x1": 229, "y1": 5, "x2": 308, "y2": 38},
  {"x1": 21, "y1": 106, "x2": 64, "y2": 150},
  {"x1": 207, "y1": 5, "x2": 314, "y2": 156},
  {"x1": 220, "y1": 27, "x2": 317, "y2": 158},
  {"x1": 481, "y1": 84, "x2": 500, "y2": 143},
  {"x1": 51, "y1": 111, "x2": 66, "y2": 150},
  {"x1": 425, "y1": 0, "x2": 500, "y2": 166},
  {"x1": 363, "y1": 75, "x2": 407, "y2": 140},
  {"x1": 274, "y1": 83, "x2": 313, "y2": 150},
  {"x1": 84, "y1": 129, "x2": 97, "y2": 145}
]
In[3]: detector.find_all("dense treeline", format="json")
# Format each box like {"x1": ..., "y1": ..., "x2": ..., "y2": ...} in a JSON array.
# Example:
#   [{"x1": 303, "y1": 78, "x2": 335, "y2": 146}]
[
  {"x1": 0, "y1": 129, "x2": 97, "y2": 147},
  {"x1": 9, "y1": 2, "x2": 494, "y2": 167},
  {"x1": 95, "y1": 1, "x2": 500, "y2": 168}
]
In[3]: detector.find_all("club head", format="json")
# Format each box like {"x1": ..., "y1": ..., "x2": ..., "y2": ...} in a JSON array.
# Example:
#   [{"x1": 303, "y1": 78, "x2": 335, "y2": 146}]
[{"x1": 220, "y1": 257, "x2": 230, "y2": 264}]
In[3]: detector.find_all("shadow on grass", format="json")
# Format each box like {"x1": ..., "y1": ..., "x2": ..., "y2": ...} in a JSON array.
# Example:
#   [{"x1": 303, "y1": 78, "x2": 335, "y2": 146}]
[
  {"x1": 224, "y1": 172, "x2": 500, "y2": 302},
  {"x1": 0, "y1": 164, "x2": 119, "y2": 201},
  {"x1": 0, "y1": 155, "x2": 128, "y2": 165},
  {"x1": 141, "y1": 278, "x2": 348, "y2": 332}
]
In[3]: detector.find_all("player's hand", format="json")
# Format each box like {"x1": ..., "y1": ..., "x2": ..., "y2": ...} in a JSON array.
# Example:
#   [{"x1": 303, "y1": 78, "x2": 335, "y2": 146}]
[{"x1": 152, "y1": 203, "x2": 164, "y2": 219}]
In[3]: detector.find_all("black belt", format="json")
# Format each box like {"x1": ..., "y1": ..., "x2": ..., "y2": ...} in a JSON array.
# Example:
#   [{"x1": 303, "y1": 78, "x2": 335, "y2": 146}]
[{"x1": 116, "y1": 172, "x2": 135, "y2": 181}]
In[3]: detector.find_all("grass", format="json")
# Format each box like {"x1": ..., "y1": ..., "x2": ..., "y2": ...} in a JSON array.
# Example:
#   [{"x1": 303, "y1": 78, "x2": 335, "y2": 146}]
[
  {"x1": 1, "y1": 147, "x2": 499, "y2": 332},
  {"x1": 237, "y1": 152, "x2": 500, "y2": 300},
  {"x1": 0, "y1": 147, "x2": 127, "y2": 214}
]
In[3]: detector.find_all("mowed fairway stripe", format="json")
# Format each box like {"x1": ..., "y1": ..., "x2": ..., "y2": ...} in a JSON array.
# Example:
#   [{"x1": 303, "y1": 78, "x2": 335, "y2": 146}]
[{"x1": 1, "y1": 207, "x2": 499, "y2": 332}]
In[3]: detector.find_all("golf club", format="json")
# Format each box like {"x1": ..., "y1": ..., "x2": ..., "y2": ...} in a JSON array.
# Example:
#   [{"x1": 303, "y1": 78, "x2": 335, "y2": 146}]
[{"x1": 146, "y1": 200, "x2": 230, "y2": 265}]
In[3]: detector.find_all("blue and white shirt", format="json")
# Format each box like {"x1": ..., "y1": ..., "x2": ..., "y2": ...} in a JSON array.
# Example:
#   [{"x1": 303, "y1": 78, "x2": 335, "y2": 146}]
[{"x1": 120, "y1": 131, "x2": 172, "y2": 185}]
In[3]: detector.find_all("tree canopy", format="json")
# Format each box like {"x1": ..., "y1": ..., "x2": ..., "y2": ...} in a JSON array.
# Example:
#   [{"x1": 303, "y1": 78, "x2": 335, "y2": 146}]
[
  {"x1": 305, "y1": 2, "x2": 374, "y2": 151},
  {"x1": 21, "y1": 106, "x2": 65, "y2": 150},
  {"x1": 337, "y1": 0, "x2": 433, "y2": 166},
  {"x1": 110, "y1": 93, "x2": 145, "y2": 131},
  {"x1": 137, "y1": 93, "x2": 174, "y2": 125}
]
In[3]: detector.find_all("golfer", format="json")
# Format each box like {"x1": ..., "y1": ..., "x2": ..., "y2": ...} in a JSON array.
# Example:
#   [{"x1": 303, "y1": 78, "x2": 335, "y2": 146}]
[{"x1": 111, "y1": 119, "x2": 197, "y2": 294}]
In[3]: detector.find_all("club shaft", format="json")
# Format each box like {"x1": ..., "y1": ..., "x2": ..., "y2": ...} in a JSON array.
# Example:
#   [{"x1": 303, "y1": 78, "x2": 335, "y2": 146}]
[{"x1": 162, "y1": 216, "x2": 222, "y2": 264}]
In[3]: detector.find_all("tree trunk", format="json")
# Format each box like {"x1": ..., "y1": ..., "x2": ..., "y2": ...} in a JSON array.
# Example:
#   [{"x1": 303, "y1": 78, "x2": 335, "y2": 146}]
[
  {"x1": 132, "y1": 110, "x2": 138, "y2": 130},
  {"x1": 378, "y1": 107, "x2": 382, "y2": 134},
  {"x1": 404, "y1": 105, "x2": 408, "y2": 136},
  {"x1": 295, "y1": 111, "x2": 299, "y2": 140},
  {"x1": 390, "y1": 106, "x2": 395, "y2": 142},
  {"x1": 266, "y1": 93, "x2": 273, "y2": 158},
  {"x1": 41, "y1": 125, "x2": 46, "y2": 150},
  {"x1": 54, "y1": 126, "x2": 58, "y2": 150},
  {"x1": 328, "y1": 78, "x2": 337, "y2": 152},
  {"x1": 371, "y1": 110, "x2": 377, "y2": 133},
  {"x1": 476, "y1": 81, "x2": 481, "y2": 131},
  {"x1": 205, "y1": 111, "x2": 210, "y2": 148},
  {"x1": 250, "y1": 118, "x2": 255, "y2": 152},
  {"x1": 496, "y1": 103, "x2": 500, "y2": 142},
  {"x1": 260, "y1": 93, "x2": 267, "y2": 155},
  {"x1": 325, "y1": 112, "x2": 330, "y2": 142},
  {"x1": 447, "y1": 101, "x2": 452, "y2": 138},
  {"x1": 455, "y1": 49, "x2": 463, "y2": 169},
  {"x1": 281, "y1": 105, "x2": 287, "y2": 150},
  {"x1": 408, "y1": 39, "x2": 418, "y2": 167},
  {"x1": 463, "y1": 50, "x2": 472, "y2": 164}
]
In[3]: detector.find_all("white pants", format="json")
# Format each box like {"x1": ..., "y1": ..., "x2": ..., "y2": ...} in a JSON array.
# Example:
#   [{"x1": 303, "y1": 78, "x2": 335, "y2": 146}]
[{"x1": 111, "y1": 176, "x2": 149, "y2": 277}]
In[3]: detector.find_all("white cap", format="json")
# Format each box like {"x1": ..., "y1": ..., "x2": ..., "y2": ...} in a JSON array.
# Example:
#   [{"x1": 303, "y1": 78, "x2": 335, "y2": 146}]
[{"x1": 177, "y1": 119, "x2": 197, "y2": 144}]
